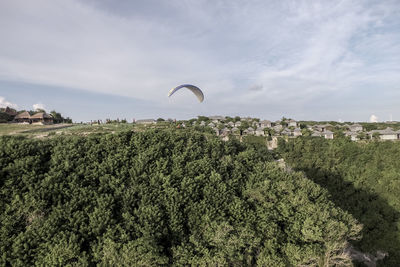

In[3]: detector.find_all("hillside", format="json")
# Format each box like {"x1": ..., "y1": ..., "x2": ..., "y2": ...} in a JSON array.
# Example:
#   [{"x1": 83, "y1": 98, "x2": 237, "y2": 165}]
[
  {"x1": 0, "y1": 129, "x2": 360, "y2": 266},
  {"x1": 278, "y1": 137, "x2": 400, "y2": 266}
]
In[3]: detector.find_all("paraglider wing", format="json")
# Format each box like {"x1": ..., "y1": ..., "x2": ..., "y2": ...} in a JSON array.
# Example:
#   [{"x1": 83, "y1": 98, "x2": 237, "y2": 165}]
[{"x1": 168, "y1": 84, "x2": 204, "y2": 102}]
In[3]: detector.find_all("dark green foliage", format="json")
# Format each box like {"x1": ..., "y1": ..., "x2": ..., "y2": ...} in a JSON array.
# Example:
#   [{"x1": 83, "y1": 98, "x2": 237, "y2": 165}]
[
  {"x1": 278, "y1": 137, "x2": 400, "y2": 266},
  {"x1": 1, "y1": 130, "x2": 360, "y2": 266},
  {"x1": 0, "y1": 112, "x2": 14, "y2": 123}
]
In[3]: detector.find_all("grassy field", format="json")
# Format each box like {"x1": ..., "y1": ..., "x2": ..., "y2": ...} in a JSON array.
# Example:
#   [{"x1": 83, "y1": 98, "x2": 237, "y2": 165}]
[{"x1": 0, "y1": 122, "x2": 177, "y2": 138}]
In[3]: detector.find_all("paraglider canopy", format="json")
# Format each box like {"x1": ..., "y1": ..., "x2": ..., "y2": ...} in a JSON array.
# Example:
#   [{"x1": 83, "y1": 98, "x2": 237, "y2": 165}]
[{"x1": 168, "y1": 84, "x2": 204, "y2": 102}]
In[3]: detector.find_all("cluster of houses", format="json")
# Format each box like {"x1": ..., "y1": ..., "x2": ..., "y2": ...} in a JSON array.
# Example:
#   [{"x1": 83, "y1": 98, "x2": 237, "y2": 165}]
[
  {"x1": 0, "y1": 107, "x2": 54, "y2": 125},
  {"x1": 190, "y1": 116, "x2": 400, "y2": 142},
  {"x1": 86, "y1": 114, "x2": 400, "y2": 142}
]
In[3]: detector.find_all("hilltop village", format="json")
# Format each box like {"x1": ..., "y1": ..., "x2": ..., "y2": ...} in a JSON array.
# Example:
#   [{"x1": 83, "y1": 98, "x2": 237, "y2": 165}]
[{"x1": 133, "y1": 116, "x2": 400, "y2": 144}]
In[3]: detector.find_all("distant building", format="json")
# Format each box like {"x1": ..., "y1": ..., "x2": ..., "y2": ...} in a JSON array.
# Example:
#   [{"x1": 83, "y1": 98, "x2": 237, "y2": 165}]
[
  {"x1": 255, "y1": 128, "x2": 265, "y2": 136},
  {"x1": 281, "y1": 128, "x2": 292, "y2": 136},
  {"x1": 288, "y1": 120, "x2": 298, "y2": 127},
  {"x1": 260, "y1": 120, "x2": 272, "y2": 128},
  {"x1": 345, "y1": 131, "x2": 359, "y2": 141},
  {"x1": 220, "y1": 128, "x2": 231, "y2": 137},
  {"x1": 136, "y1": 119, "x2": 156, "y2": 125},
  {"x1": 209, "y1": 115, "x2": 225, "y2": 121},
  {"x1": 349, "y1": 124, "x2": 363, "y2": 132},
  {"x1": 293, "y1": 128, "x2": 302, "y2": 137},
  {"x1": 368, "y1": 128, "x2": 400, "y2": 140},
  {"x1": 314, "y1": 124, "x2": 331, "y2": 132},
  {"x1": 273, "y1": 124, "x2": 283, "y2": 132},
  {"x1": 241, "y1": 117, "x2": 253, "y2": 122},
  {"x1": 231, "y1": 127, "x2": 240, "y2": 135},
  {"x1": 324, "y1": 130, "x2": 334, "y2": 139},
  {"x1": 30, "y1": 112, "x2": 53, "y2": 125},
  {"x1": 14, "y1": 111, "x2": 31, "y2": 123},
  {"x1": 234, "y1": 121, "x2": 241, "y2": 127}
]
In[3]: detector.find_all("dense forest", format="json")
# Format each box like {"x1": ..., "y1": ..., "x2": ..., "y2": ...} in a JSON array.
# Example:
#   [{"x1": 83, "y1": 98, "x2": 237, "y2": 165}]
[
  {"x1": 0, "y1": 129, "x2": 360, "y2": 266},
  {"x1": 278, "y1": 137, "x2": 400, "y2": 266}
]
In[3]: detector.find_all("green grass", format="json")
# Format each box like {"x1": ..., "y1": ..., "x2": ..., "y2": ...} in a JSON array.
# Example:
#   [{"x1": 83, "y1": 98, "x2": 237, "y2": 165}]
[
  {"x1": 0, "y1": 123, "x2": 178, "y2": 138},
  {"x1": 0, "y1": 124, "x2": 50, "y2": 136}
]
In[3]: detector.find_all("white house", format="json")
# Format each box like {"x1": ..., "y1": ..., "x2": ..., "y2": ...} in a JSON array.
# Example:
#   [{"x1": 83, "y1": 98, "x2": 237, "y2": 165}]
[
  {"x1": 136, "y1": 119, "x2": 156, "y2": 125},
  {"x1": 273, "y1": 124, "x2": 283, "y2": 132},
  {"x1": 349, "y1": 123, "x2": 363, "y2": 132},
  {"x1": 281, "y1": 128, "x2": 292, "y2": 136},
  {"x1": 231, "y1": 127, "x2": 240, "y2": 135},
  {"x1": 345, "y1": 131, "x2": 359, "y2": 141},
  {"x1": 255, "y1": 128, "x2": 265, "y2": 136},
  {"x1": 260, "y1": 120, "x2": 272, "y2": 128},
  {"x1": 288, "y1": 120, "x2": 298, "y2": 127},
  {"x1": 324, "y1": 130, "x2": 334, "y2": 139},
  {"x1": 293, "y1": 128, "x2": 302, "y2": 137}
]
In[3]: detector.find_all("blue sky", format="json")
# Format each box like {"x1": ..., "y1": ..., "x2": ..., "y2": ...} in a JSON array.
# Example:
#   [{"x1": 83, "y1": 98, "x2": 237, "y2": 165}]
[{"x1": 0, "y1": 0, "x2": 399, "y2": 122}]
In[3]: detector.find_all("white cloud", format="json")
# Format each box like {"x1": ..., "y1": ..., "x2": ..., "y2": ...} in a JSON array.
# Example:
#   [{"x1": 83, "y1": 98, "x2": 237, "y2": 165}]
[
  {"x1": 33, "y1": 103, "x2": 46, "y2": 111},
  {"x1": 0, "y1": 0, "x2": 399, "y2": 120},
  {"x1": 0, "y1": 96, "x2": 18, "y2": 109},
  {"x1": 370, "y1": 114, "x2": 378, "y2": 123}
]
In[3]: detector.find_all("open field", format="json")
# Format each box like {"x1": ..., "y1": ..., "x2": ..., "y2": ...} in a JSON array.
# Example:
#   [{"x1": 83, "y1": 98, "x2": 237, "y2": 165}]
[
  {"x1": 0, "y1": 122, "x2": 177, "y2": 137},
  {"x1": 0, "y1": 123, "x2": 73, "y2": 136}
]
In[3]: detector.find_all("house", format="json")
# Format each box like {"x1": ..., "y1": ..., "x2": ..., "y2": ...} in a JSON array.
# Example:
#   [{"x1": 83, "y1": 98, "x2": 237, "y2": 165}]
[
  {"x1": 208, "y1": 122, "x2": 215, "y2": 127},
  {"x1": 231, "y1": 127, "x2": 240, "y2": 135},
  {"x1": 255, "y1": 128, "x2": 265, "y2": 136},
  {"x1": 288, "y1": 119, "x2": 298, "y2": 127},
  {"x1": 349, "y1": 123, "x2": 363, "y2": 132},
  {"x1": 293, "y1": 128, "x2": 302, "y2": 137},
  {"x1": 314, "y1": 124, "x2": 332, "y2": 132},
  {"x1": 241, "y1": 117, "x2": 253, "y2": 121},
  {"x1": 273, "y1": 124, "x2": 283, "y2": 131},
  {"x1": 244, "y1": 127, "x2": 255, "y2": 135},
  {"x1": 369, "y1": 128, "x2": 400, "y2": 140},
  {"x1": 200, "y1": 121, "x2": 206, "y2": 126},
  {"x1": 209, "y1": 116, "x2": 225, "y2": 121},
  {"x1": 227, "y1": 121, "x2": 235, "y2": 127},
  {"x1": 345, "y1": 131, "x2": 359, "y2": 141},
  {"x1": 324, "y1": 130, "x2": 334, "y2": 139},
  {"x1": 14, "y1": 111, "x2": 31, "y2": 123},
  {"x1": 30, "y1": 112, "x2": 53, "y2": 125},
  {"x1": 136, "y1": 119, "x2": 156, "y2": 125},
  {"x1": 260, "y1": 120, "x2": 272, "y2": 128},
  {"x1": 281, "y1": 128, "x2": 292, "y2": 136},
  {"x1": 220, "y1": 128, "x2": 231, "y2": 136},
  {"x1": 234, "y1": 121, "x2": 241, "y2": 127}
]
